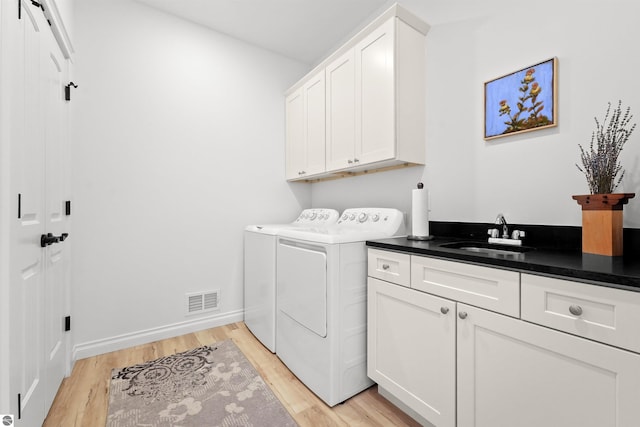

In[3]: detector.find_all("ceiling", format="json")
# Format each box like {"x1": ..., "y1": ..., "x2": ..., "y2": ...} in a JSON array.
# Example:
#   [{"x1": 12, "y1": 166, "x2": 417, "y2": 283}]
[
  {"x1": 132, "y1": 0, "x2": 549, "y2": 65},
  {"x1": 134, "y1": 0, "x2": 393, "y2": 64}
]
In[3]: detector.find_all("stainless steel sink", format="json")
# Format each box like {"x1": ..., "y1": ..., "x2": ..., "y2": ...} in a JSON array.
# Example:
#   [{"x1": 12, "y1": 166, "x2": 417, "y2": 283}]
[{"x1": 439, "y1": 241, "x2": 533, "y2": 257}]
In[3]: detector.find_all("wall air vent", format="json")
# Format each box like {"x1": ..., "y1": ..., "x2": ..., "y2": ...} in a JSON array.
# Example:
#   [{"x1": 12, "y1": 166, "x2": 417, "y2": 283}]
[{"x1": 186, "y1": 290, "x2": 220, "y2": 315}]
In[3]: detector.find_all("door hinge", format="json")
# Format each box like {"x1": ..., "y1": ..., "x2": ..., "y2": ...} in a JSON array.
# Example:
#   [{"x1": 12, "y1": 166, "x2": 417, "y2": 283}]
[
  {"x1": 18, "y1": 393, "x2": 22, "y2": 419},
  {"x1": 64, "y1": 316, "x2": 71, "y2": 332},
  {"x1": 18, "y1": 194, "x2": 21, "y2": 219},
  {"x1": 30, "y1": 0, "x2": 50, "y2": 25},
  {"x1": 65, "y1": 200, "x2": 71, "y2": 216},
  {"x1": 30, "y1": 0, "x2": 43, "y2": 11}
]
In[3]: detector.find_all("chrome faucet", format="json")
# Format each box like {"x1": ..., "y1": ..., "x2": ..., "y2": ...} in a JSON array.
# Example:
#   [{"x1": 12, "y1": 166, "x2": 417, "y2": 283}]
[
  {"x1": 495, "y1": 213, "x2": 509, "y2": 238},
  {"x1": 488, "y1": 214, "x2": 525, "y2": 244}
]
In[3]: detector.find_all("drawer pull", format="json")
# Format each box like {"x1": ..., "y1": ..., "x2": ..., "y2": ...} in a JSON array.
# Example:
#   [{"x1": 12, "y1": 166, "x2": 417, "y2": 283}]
[
  {"x1": 569, "y1": 305, "x2": 583, "y2": 316},
  {"x1": 458, "y1": 311, "x2": 468, "y2": 319},
  {"x1": 382, "y1": 264, "x2": 390, "y2": 270},
  {"x1": 440, "y1": 307, "x2": 449, "y2": 315}
]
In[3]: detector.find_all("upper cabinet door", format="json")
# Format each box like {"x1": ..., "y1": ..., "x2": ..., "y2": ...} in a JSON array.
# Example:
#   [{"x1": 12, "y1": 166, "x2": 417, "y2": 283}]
[
  {"x1": 285, "y1": 71, "x2": 326, "y2": 180},
  {"x1": 326, "y1": 49, "x2": 356, "y2": 172},
  {"x1": 355, "y1": 18, "x2": 396, "y2": 165},
  {"x1": 285, "y1": 88, "x2": 305, "y2": 180},
  {"x1": 303, "y1": 71, "x2": 326, "y2": 176}
]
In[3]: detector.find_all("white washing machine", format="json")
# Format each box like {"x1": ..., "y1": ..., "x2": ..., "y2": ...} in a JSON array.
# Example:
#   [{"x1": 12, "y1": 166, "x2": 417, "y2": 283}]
[
  {"x1": 243, "y1": 209, "x2": 339, "y2": 353},
  {"x1": 275, "y1": 208, "x2": 405, "y2": 406}
]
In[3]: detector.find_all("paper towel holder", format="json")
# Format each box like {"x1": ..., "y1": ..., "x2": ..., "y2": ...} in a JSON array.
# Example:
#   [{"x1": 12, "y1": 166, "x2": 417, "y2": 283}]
[{"x1": 407, "y1": 182, "x2": 434, "y2": 241}]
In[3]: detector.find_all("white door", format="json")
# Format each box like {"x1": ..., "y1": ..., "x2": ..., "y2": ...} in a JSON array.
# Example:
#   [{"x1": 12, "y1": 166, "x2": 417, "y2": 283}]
[
  {"x1": 42, "y1": 24, "x2": 70, "y2": 411},
  {"x1": 10, "y1": 3, "x2": 47, "y2": 424},
  {"x1": 457, "y1": 303, "x2": 640, "y2": 427},
  {"x1": 9, "y1": 1, "x2": 70, "y2": 422}
]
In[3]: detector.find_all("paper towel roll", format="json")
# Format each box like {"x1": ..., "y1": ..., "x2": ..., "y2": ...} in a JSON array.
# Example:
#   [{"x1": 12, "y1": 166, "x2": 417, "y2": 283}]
[{"x1": 411, "y1": 185, "x2": 429, "y2": 237}]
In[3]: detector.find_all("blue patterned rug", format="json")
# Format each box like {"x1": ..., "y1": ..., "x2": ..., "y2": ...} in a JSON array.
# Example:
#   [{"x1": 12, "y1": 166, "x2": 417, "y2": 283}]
[{"x1": 106, "y1": 339, "x2": 297, "y2": 426}]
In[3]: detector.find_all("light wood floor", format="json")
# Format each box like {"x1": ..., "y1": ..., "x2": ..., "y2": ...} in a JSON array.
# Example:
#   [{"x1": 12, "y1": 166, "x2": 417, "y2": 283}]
[{"x1": 44, "y1": 322, "x2": 420, "y2": 426}]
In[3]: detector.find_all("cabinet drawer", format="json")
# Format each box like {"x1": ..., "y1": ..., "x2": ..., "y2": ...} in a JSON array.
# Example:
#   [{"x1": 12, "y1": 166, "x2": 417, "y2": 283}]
[
  {"x1": 368, "y1": 249, "x2": 410, "y2": 287},
  {"x1": 521, "y1": 274, "x2": 640, "y2": 353},
  {"x1": 411, "y1": 256, "x2": 520, "y2": 317}
]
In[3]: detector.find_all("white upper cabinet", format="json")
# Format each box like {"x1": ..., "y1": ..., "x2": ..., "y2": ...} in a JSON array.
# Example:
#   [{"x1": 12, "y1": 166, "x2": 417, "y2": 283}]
[
  {"x1": 285, "y1": 70, "x2": 326, "y2": 180},
  {"x1": 286, "y1": 4, "x2": 429, "y2": 181}
]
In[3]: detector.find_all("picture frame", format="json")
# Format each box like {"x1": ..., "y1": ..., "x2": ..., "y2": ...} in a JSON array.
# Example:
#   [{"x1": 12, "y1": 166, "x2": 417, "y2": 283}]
[{"x1": 484, "y1": 57, "x2": 558, "y2": 140}]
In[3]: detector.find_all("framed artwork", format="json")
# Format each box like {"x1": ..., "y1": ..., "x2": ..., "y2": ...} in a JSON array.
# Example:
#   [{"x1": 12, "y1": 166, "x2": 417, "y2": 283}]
[{"x1": 484, "y1": 57, "x2": 558, "y2": 140}]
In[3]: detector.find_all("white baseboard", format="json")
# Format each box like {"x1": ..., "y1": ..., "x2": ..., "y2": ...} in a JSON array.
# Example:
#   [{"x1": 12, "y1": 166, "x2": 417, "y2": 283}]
[{"x1": 72, "y1": 309, "x2": 244, "y2": 361}]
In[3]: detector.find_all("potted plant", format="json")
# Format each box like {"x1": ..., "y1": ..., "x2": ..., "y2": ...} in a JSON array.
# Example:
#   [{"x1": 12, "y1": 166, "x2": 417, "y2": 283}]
[{"x1": 573, "y1": 100, "x2": 636, "y2": 256}]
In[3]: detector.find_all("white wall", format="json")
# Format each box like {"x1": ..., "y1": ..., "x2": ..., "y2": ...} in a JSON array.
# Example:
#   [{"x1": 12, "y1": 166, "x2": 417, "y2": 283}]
[
  {"x1": 71, "y1": 0, "x2": 309, "y2": 356},
  {"x1": 313, "y1": 0, "x2": 640, "y2": 229},
  {"x1": 72, "y1": 0, "x2": 640, "y2": 358}
]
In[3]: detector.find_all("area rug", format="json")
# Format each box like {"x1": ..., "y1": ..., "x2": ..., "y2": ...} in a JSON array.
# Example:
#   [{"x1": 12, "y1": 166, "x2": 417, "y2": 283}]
[{"x1": 106, "y1": 339, "x2": 298, "y2": 427}]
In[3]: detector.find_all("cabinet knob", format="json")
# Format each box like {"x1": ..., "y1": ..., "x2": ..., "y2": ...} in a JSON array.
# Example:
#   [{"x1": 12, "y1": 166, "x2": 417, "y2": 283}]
[
  {"x1": 353, "y1": 158, "x2": 360, "y2": 163},
  {"x1": 440, "y1": 307, "x2": 449, "y2": 315},
  {"x1": 569, "y1": 305, "x2": 583, "y2": 316},
  {"x1": 382, "y1": 264, "x2": 390, "y2": 270},
  {"x1": 348, "y1": 160, "x2": 353, "y2": 164},
  {"x1": 458, "y1": 311, "x2": 468, "y2": 319}
]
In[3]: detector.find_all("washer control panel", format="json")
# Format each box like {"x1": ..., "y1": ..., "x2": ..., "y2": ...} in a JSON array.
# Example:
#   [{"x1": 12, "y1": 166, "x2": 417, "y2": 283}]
[
  {"x1": 294, "y1": 209, "x2": 339, "y2": 224},
  {"x1": 337, "y1": 208, "x2": 404, "y2": 230}
]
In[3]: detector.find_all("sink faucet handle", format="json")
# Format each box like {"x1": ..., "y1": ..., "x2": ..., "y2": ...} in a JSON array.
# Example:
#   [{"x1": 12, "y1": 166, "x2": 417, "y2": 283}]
[
  {"x1": 487, "y1": 228, "x2": 499, "y2": 238},
  {"x1": 511, "y1": 230, "x2": 526, "y2": 240}
]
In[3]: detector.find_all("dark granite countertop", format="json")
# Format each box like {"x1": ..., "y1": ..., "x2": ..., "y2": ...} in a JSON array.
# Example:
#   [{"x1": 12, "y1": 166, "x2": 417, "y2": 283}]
[{"x1": 366, "y1": 236, "x2": 640, "y2": 293}]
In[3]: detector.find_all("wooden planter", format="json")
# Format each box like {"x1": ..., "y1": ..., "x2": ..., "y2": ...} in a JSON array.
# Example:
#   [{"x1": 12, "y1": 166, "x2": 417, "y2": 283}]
[{"x1": 572, "y1": 193, "x2": 635, "y2": 256}]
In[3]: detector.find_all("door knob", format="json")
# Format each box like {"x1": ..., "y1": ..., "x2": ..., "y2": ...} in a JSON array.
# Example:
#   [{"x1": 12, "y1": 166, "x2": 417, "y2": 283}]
[{"x1": 41, "y1": 232, "x2": 69, "y2": 247}]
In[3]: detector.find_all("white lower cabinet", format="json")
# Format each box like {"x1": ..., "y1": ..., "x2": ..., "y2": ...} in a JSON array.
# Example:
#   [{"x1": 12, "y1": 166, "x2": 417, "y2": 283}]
[
  {"x1": 457, "y1": 303, "x2": 640, "y2": 427},
  {"x1": 367, "y1": 249, "x2": 640, "y2": 427},
  {"x1": 368, "y1": 277, "x2": 456, "y2": 427}
]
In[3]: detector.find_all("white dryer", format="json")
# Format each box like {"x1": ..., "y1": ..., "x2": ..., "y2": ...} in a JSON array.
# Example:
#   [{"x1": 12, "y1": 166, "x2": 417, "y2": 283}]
[
  {"x1": 275, "y1": 208, "x2": 405, "y2": 406},
  {"x1": 243, "y1": 209, "x2": 339, "y2": 353}
]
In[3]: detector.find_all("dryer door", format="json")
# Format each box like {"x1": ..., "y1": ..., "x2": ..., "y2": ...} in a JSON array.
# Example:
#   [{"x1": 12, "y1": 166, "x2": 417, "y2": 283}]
[{"x1": 277, "y1": 239, "x2": 327, "y2": 337}]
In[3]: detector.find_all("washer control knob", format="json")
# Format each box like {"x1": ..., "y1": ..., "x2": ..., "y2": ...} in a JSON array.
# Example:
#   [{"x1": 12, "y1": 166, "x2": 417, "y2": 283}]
[
  {"x1": 341, "y1": 214, "x2": 348, "y2": 220},
  {"x1": 371, "y1": 214, "x2": 380, "y2": 222},
  {"x1": 358, "y1": 213, "x2": 368, "y2": 223},
  {"x1": 349, "y1": 213, "x2": 356, "y2": 220},
  {"x1": 309, "y1": 212, "x2": 317, "y2": 220}
]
